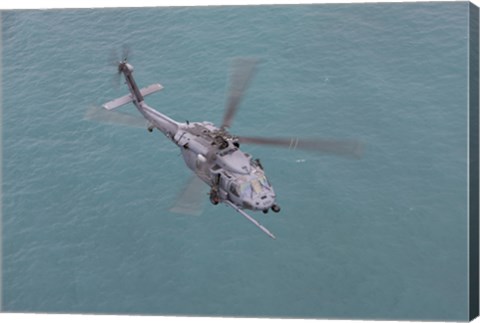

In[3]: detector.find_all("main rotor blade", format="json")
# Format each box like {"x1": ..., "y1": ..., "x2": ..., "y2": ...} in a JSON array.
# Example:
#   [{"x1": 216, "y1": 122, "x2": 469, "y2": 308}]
[
  {"x1": 221, "y1": 58, "x2": 258, "y2": 129},
  {"x1": 169, "y1": 175, "x2": 208, "y2": 216},
  {"x1": 84, "y1": 106, "x2": 147, "y2": 128},
  {"x1": 238, "y1": 136, "x2": 365, "y2": 159}
]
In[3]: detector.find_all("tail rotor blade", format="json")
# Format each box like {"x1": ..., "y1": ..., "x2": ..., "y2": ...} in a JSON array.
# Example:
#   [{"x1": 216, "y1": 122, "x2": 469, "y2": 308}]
[
  {"x1": 109, "y1": 48, "x2": 119, "y2": 67},
  {"x1": 221, "y1": 57, "x2": 258, "y2": 129},
  {"x1": 238, "y1": 136, "x2": 365, "y2": 159},
  {"x1": 109, "y1": 45, "x2": 132, "y2": 88},
  {"x1": 121, "y1": 44, "x2": 131, "y2": 62},
  {"x1": 112, "y1": 72, "x2": 122, "y2": 89}
]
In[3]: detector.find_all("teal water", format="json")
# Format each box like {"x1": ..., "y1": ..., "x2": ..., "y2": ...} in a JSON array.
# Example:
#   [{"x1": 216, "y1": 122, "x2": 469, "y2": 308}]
[{"x1": 1, "y1": 3, "x2": 472, "y2": 320}]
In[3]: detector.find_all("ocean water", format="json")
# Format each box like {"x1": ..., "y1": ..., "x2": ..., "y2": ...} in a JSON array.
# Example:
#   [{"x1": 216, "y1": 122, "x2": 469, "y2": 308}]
[{"x1": 0, "y1": 2, "x2": 473, "y2": 320}]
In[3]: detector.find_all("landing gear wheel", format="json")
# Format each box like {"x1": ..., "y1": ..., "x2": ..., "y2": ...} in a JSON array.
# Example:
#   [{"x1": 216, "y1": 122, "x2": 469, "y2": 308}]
[
  {"x1": 209, "y1": 189, "x2": 219, "y2": 205},
  {"x1": 262, "y1": 209, "x2": 269, "y2": 214},
  {"x1": 271, "y1": 204, "x2": 281, "y2": 213},
  {"x1": 210, "y1": 195, "x2": 219, "y2": 205}
]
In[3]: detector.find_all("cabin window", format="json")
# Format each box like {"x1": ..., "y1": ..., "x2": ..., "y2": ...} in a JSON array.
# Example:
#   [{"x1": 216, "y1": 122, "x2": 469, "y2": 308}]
[{"x1": 230, "y1": 183, "x2": 239, "y2": 197}]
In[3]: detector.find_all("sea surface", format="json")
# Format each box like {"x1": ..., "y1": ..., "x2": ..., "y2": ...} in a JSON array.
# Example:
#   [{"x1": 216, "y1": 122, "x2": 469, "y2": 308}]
[{"x1": 0, "y1": 2, "x2": 472, "y2": 321}]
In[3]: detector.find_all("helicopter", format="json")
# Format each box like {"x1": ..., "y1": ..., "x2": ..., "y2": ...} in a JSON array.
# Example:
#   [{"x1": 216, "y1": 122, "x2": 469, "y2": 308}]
[{"x1": 98, "y1": 55, "x2": 363, "y2": 239}]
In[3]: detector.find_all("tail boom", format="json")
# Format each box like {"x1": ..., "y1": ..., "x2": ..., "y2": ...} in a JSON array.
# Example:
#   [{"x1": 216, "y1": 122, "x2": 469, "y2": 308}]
[
  {"x1": 139, "y1": 102, "x2": 179, "y2": 137},
  {"x1": 102, "y1": 61, "x2": 180, "y2": 138}
]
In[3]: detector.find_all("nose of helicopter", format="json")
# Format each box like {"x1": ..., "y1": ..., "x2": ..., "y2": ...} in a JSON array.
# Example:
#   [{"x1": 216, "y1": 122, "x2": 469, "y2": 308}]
[
  {"x1": 236, "y1": 174, "x2": 278, "y2": 213},
  {"x1": 251, "y1": 194, "x2": 276, "y2": 212}
]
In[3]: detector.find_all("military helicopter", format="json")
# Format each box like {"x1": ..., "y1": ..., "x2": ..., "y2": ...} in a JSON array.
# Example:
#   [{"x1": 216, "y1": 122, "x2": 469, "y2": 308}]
[{"x1": 98, "y1": 54, "x2": 363, "y2": 239}]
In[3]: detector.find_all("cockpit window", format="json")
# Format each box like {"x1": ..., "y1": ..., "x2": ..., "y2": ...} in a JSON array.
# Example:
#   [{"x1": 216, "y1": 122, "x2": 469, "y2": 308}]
[
  {"x1": 258, "y1": 175, "x2": 270, "y2": 188},
  {"x1": 231, "y1": 176, "x2": 271, "y2": 199},
  {"x1": 239, "y1": 182, "x2": 252, "y2": 198},
  {"x1": 251, "y1": 179, "x2": 262, "y2": 194}
]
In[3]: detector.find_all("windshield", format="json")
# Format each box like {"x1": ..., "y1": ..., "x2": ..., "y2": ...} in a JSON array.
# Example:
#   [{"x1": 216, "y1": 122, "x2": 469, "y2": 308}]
[
  {"x1": 233, "y1": 176, "x2": 271, "y2": 199},
  {"x1": 258, "y1": 175, "x2": 270, "y2": 188},
  {"x1": 238, "y1": 182, "x2": 252, "y2": 197},
  {"x1": 251, "y1": 179, "x2": 262, "y2": 194}
]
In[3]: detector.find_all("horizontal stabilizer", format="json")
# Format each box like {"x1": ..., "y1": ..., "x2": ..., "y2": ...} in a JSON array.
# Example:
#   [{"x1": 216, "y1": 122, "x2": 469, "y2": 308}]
[
  {"x1": 141, "y1": 83, "x2": 164, "y2": 97},
  {"x1": 102, "y1": 83, "x2": 164, "y2": 110},
  {"x1": 102, "y1": 94, "x2": 132, "y2": 110}
]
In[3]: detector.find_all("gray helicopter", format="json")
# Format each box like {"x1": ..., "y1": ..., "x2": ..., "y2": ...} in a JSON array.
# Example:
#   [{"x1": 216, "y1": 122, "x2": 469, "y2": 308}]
[{"x1": 99, "y1": 56, "x2": 363, "y2": 239}]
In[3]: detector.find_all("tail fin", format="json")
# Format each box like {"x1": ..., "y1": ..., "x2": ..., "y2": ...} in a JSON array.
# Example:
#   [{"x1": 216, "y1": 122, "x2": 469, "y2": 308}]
[{"x1": 102, "y1": 83, "x2": 163, "y2": 110}]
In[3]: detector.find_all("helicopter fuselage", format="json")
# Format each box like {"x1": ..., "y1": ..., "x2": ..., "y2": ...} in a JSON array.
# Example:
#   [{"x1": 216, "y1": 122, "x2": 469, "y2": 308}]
[
  {"x1": 174, "y1": 121, "x2": 276, "y2": 212},
  {"x1": 111, "y1": 62, "x2": 278, "y2": 214},
  {"x1": 101, "y1": 57, "x2": 363, "y2": 239}
]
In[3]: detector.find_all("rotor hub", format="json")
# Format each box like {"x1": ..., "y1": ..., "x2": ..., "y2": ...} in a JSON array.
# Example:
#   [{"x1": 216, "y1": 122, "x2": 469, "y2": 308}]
[{"x1": 118, "y1": 61, "x2": 133, "y2": 74}]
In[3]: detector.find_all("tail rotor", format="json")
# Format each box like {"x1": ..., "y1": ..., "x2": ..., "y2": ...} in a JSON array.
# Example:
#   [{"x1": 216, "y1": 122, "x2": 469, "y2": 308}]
[{"x1": 109, "y1": 45, "x2": 133, "y2": 87}]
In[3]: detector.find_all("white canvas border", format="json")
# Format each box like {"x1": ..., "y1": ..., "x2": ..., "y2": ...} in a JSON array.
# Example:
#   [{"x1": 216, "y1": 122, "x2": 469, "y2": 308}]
[{"x1": 0, "y1": 1, "x2": 478, "y2": 323}]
